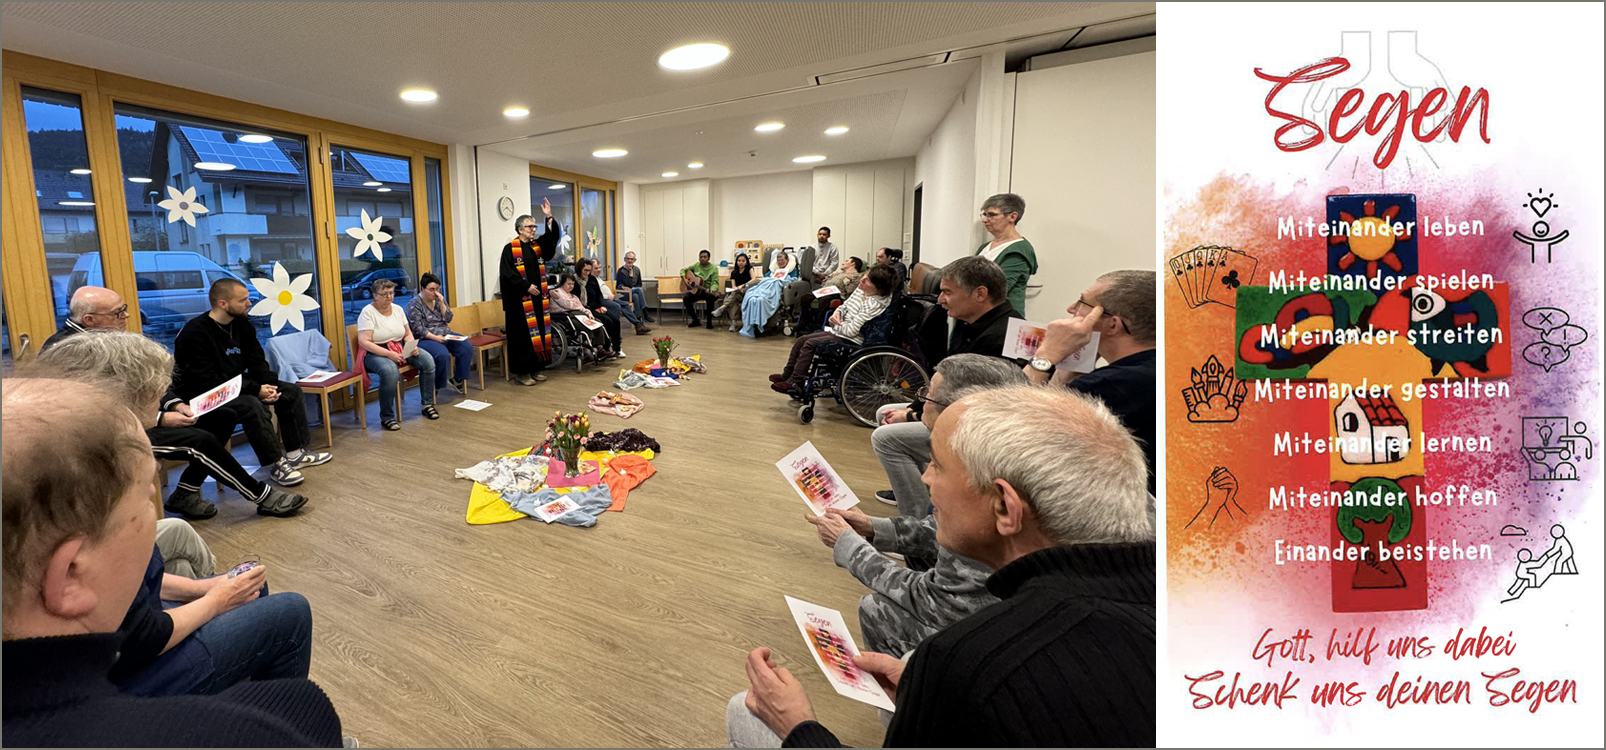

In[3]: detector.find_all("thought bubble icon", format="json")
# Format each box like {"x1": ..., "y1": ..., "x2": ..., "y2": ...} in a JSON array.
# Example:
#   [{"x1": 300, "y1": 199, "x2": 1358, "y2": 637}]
[
  {"x1": 1523, "y1": 307, "x2": 1568, "y2": 332},
  {"x1": 1543, "y1": 323, "x2": 1589, "y2": 348},
  {"x1": 1523, "y1": 342, "x2": 1570, "y2": 372}
]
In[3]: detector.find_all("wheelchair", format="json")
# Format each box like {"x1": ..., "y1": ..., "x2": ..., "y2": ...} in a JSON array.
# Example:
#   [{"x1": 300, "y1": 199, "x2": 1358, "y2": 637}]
[
  {"x1": 792, "y1": 290, "x2": 935, "y2": 427},
  {"x1": 544, "y1": 310, "x2": 617, "y2": 373}
]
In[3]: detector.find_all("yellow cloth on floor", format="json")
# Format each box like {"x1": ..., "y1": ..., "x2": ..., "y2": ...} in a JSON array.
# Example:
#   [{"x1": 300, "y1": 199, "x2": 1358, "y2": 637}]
[{"x1": 466, "y1": 447, "x2": 657, "y2": 525}]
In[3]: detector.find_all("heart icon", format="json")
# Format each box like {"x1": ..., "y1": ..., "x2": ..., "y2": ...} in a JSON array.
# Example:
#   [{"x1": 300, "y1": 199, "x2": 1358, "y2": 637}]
[{"x1": 1530, "y1": 197, "x2": 1552, "y2": 217}]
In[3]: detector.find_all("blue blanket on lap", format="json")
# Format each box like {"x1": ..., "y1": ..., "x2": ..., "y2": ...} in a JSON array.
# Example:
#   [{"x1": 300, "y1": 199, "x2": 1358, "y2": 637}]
[{"x1": 740, "y1": 269, "x2": 797, "y2": 338}]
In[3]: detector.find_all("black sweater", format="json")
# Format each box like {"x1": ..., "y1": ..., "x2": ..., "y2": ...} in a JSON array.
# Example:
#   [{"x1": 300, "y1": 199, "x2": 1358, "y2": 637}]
[
  {"x1": 785, "y1": 543, "x2": 1156, "y2": 748},
  {"x1": 3, "y1": 632, "x2": 342, "y2": 747},
  {"x1": 172, "y1": 313, "x2": 278, "y2": 401},
  {"x1": 1067, "y1": 349, "x2": 1157, "y2": 494}
]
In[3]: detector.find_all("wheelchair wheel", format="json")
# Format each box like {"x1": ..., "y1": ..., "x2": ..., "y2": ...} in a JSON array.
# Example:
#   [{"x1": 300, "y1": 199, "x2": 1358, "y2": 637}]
[
  {"x1": 838, "y1": 348, "x2": 928, "y2": 427},
  {"x1": 545, "y1": 324, "x2": 569, "y2": 370},
  {"x1": 798, "y1": 404, "x2": 814, "y2": 424}
]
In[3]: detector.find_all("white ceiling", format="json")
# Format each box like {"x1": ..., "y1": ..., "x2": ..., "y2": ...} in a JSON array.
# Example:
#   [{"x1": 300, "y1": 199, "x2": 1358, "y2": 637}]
[{"x1": 2, "y1": 2, "x2": 1154, "y2": 181}]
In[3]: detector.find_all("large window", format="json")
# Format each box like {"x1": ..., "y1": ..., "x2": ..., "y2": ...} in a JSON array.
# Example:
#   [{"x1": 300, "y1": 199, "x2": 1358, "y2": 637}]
[
  {"x1": 333, "y1": 145, "x2": 417, "y2": 325},
  {"x1": 114, "y1": 104, "x2": 321, "y2": 351},
  {"x1": 532, "y1": 177, "x2": 574, "y2": 266},
  {"x1": 580, "y1": 187, "x2": 609, "y2": 268},
  {"x1": 425, "y1": 157, "x2": 447, "y2": 301},
  {"x1": 21, "y1": 87, "x2": 103, "y2": 330}
]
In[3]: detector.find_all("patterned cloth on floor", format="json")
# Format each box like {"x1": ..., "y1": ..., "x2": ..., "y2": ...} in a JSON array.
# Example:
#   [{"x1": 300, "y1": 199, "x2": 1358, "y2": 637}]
[
  {"x1": 589, "y1": 391, "x2": 644, "y2": 418},
  {"x1": 503, "y1": 486, "x2": 613, "y2": 527},
  {"x1": 454, "y1": 453, "x2": 549, "y2": 495},
  {"x1": 462, "y1": 447, "x2": 656, "y2": 525},
  {"x1": 586, "y1": 428, "x2": 661, "y2": 453}
]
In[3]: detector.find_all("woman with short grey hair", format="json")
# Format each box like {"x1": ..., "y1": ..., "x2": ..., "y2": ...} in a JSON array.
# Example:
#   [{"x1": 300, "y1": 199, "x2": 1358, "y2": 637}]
[
  {"x1": 357, "y1": 277, "x2": 437, "y2": 430},
  {"x1": 975, "y1": 192, "x2": 1038, "y2": 317}
]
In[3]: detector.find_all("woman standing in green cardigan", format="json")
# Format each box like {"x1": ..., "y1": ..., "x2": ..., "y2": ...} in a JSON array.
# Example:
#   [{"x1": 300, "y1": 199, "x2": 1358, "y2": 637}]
[{"x1": 975, "y1": 193, "x2": 1038, "y2": 316}]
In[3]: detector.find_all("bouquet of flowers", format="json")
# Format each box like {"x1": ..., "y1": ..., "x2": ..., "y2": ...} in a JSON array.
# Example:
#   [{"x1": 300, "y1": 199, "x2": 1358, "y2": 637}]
[
  {"x1": 545, "y1": 411, "x2": 591, "y2": 478},
  {"x1": 651, "y1": 335, "x2": 678, "y2": 369}
]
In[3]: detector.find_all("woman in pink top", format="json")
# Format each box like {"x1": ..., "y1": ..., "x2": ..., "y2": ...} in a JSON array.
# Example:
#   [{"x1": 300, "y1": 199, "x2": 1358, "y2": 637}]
[{"x1": 551, "y1": 274, "x2": 618, "y2": 358}]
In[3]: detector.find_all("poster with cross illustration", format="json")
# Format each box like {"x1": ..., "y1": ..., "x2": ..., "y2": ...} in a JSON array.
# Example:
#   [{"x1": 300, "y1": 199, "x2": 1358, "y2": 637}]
[{"x1": 1159, "y1": 3, "x2": 1602, "y2": 746}]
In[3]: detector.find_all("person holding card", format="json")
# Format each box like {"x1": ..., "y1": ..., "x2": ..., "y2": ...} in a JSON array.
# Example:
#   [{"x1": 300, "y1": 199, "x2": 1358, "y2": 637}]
[
  {"x1": 730, "y1": 386, "x2": 1155, "y2": 748},
  {"x1": 579, "y1": 257, "x2": 648, "y2": 336},
  {"x1": 357, "y1": 278, "x2": 438, "y2": 430},
  {"x1": 975, "y1": 193, "x2": 1038, "y2": 317},
  {"x1": 407, "y1": 273, "x2": 473, "y2": 396},
  {"x1": 1023, "y1": 269, "x2": 1157, "y2": 492},
  {"x1": 173, "y1": 279, "x2": 332, "y2": 487}
]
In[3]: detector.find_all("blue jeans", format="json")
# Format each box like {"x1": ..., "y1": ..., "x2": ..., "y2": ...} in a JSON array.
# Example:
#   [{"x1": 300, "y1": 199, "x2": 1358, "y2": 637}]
[
  {"x1": 120, "y1": 591, "x2": 313, "y2": 697},
  {"x1": 419, "y1": 338, "x2": 473, "y2": 387},
  {"x1": 601, "y1": 297, "x2": 637, "y2": 325},
  {"x1": 364, "y1": 350, "x2": 435, "y2": 423},
  {"x1": 616, "y1": 287, "x2": 648, "y2": 320}
]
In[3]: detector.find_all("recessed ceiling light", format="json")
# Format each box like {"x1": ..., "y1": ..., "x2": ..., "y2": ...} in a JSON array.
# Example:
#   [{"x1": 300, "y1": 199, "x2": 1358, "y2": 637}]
[
  {"x1": 363, "y1": 181, "x2": 383, "y2": 187},
  {"x1": 662, "y1": 171, "x2": 679, "y2": 178},
  {"x1": 58, "y1": 201, "x2": 95, "y2": 207},
  {"x1": 658, "y1": 43, "x2": 730, "y2": 71},
  {"x1": 400, "y1": 88, "x2": 437, "y2": 103},
  {"x1": 127, "y1": 176, "x2": 152, "y2": 183},
  {"x1": 593, "y1": 148, "x2": 628, "y2": 158},
  {"x1": 239, "y1": 134, "x2": 274, "y2": 144},
  {"x1": 792, "y1": 155, "x2": 827, "y2": 164},
  {"x1": 376, "y1": 187, "x2": 392, "y2": 193},
  {"x1": 548, "y1": 184, "x2": 566, "y2": 190},
  {"x1": 69, "y1": 168, "x2": 92, "y2": 175},
  {"x1": 824, "y1": 126, "x2": 849, "y2": 135},
  {"x1": 754, "y1": 122, "x2": 785, "y2": 133},
  {"x1": 194, "y1": 162, "x2": 236, "y2": 171},
  {"x1": 504, "y1": 107, "x2": 530, "y2": 118},
  {"x1": 687, "y1": 162, "x2": 704, "y2": 169}
]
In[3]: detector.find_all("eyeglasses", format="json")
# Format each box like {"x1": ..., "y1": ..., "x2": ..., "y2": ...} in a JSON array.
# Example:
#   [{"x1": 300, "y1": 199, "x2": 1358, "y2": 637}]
[
  {"x1": 518, "y1": 224, "x2": 538, "y2": 231},
  {"x1": 375, "y1": 291, "x2": 396, "y2": 298},
  {"x1": 980, "y1": 211, "x2": 1008, "y2": 219},
  {"x1": 1073, "y1": 298, "x2": 1130, "y2": 334},
  {"x1": 92, "y1": 304, "x2": 131, "y2": 319},
  {"x1": 916, "y1": 384, "x2": 948, "y2": 409}
]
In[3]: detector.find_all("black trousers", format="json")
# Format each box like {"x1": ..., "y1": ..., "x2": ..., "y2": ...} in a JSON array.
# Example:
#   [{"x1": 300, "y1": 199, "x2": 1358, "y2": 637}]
[
  {"x1": 193, "y1": 381, "x2": 312, "y2": 465},
  {"x1": 684, "y1": 290, "x2": 719, "y2": 319},
  {"x1": 147, "y1": 425, "x2": 269, "y2": 502}
]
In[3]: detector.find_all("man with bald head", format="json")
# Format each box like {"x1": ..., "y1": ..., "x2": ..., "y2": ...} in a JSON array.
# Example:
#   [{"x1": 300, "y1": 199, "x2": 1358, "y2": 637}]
[
  {"x1": 41, "y1": 286, "x2": 129, "y2": 351},
  {"x1": 731, "y1": 386, "x2": 1156, "y2": 748}
]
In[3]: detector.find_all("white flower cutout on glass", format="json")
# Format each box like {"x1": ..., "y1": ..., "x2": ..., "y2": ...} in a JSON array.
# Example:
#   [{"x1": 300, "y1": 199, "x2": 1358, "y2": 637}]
[
  {"x1": 157, "y1": 185, "x2": 210, "y2": 226},
  {"x1": 346, "y1": 209, "x2": 391, "y2": 260},
  {"x1": 248, "y1": 262, "x2": 320, "y2": 334}
]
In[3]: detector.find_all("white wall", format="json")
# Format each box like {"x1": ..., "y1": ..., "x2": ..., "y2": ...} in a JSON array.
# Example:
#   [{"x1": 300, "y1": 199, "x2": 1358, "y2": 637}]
[
  {"x1": 474, "y1": 148, "x2": 533, "y2": 301},
  {"x1": 810, "y1": 157, "x2": 914, "y2": 264},
  {"x1": 710, "y1": 171, "x2": 813, "y2": 262},
  {"x1": 913, "y1": 68, "x2": 980, "y2": 269},
  {"x1": 447, "y1": 142, "x2": 481, "y2": 303},
  {"x1": 618, "y1": 181, "x2": 641, "y2": 265},
  {"x1": 638, "y1": 179, "x2": 711, "y2": 276},
  {"x1": 1010, "y1": 49, "x2": 1156, "y2": 321}
]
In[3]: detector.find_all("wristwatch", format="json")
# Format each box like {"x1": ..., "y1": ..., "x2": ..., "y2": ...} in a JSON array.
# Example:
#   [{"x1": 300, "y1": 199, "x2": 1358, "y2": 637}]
[{"x1": 1029, "y1": 357, "x2": 1055, "y2": 372}]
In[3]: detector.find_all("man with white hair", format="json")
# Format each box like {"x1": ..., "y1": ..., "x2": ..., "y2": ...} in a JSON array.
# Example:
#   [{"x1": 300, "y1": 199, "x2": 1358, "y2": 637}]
[
  {"x1": 731, "y1": 386, "x2": 1156, "y2": 747},
  {"x1": 40, "y1": 285, "x2": 129, "y2": 351},
  {"x1": 1, "y1": 378, "x2": 342, "y2": 746}
]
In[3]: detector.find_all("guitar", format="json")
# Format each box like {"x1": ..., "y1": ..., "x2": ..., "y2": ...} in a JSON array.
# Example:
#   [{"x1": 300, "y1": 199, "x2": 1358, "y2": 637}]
[{"x1": 681, "y1": 269, "x2": 711, "y2": 294}]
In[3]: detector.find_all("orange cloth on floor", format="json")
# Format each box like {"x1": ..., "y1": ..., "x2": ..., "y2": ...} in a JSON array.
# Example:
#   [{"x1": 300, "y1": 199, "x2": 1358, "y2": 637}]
[{"x1": 600, "y1": 453, "x2": 656, "y2": 512}]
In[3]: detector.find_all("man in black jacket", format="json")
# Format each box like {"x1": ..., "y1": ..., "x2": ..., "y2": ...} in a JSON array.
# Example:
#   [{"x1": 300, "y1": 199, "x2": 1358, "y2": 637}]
[
  {"x1": 730, "y1": 386, "x2": 1156, "y2": 748},
  {"x1": 173, "y1": 279, "x2": 331, "y2": 487},
  {"x1": 2, "y1": 378, "x2": 342, "y2": 747}
]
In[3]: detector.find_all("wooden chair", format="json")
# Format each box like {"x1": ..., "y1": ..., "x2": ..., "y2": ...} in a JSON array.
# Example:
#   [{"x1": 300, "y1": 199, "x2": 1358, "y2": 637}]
[
  {"x1": 346, "y1": 323, "x2": 418, "y2": 427},
  {"x1": 654, "y1": 276, "x2": 686, "y2": 321},
  {"x1": 474, "y1": 300, "x2": 512, "y2": 381},
  {"x1": 295, "y1": 368, "x2": 365, "y2": 448},
  {"x1": 448, "y1": 304, "x2": 505, "y2": 390}
]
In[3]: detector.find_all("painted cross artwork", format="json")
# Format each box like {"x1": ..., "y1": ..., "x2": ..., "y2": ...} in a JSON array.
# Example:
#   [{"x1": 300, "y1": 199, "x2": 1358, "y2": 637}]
[{"x1": 1235, "y1": 192, "x2": 1511, "y2": 613}]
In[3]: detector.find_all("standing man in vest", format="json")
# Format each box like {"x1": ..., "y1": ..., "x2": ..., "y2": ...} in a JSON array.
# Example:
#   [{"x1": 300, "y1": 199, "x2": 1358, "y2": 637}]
[{"x1": 499, "y1": 200, "x2": 561, "y2": 386}]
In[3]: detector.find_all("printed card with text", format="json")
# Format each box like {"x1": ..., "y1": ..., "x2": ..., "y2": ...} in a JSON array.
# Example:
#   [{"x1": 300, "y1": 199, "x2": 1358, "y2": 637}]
[
  {"x1": 784, "y1": 595, "x2": 896, "y2": 711},
  {"x1": 1003, "y1": 318, "x2": 1100, "y2": 373},
  {"x1": 189, "y1": 374, "x2": 242, "y2": 418},
  {"x1": 1160, "y1": 3, "x2": 1603, "y2": 746},
  {"x1": 775, "y1": 442, "x2": 860, "y2": 516}
]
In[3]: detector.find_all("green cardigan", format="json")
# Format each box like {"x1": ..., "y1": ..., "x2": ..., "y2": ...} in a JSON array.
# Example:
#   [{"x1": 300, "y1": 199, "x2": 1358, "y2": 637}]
[{"x1": 976, "y1": 238, "x2": 1038, "y2": 316}]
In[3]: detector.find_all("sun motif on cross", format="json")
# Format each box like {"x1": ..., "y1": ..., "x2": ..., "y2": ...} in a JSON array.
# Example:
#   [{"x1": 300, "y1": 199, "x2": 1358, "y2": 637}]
[{"x1": 1331, "y1": 199, "x2": 1412, "y2": 278}]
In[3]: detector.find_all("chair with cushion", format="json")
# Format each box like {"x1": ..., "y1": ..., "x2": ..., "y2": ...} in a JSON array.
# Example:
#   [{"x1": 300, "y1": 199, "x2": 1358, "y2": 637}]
[
  {"x1": 448, "y1": 304, "x2": 505, "y2": 390},
  {"x1": 346, "y1": 323, "x2": 417, "y2": 428}
]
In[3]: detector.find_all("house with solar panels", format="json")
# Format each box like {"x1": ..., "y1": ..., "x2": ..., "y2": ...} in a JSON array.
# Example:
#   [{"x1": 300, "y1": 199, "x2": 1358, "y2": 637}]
[{"x1": 1334, "y1": 393, "x2": 1411, "y2": 465}]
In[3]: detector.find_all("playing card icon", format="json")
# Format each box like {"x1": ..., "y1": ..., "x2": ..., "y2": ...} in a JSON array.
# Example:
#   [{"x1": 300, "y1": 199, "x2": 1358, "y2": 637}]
[{"x1": 1221, "y1": 270, "x2": 1241, "y2": 289}]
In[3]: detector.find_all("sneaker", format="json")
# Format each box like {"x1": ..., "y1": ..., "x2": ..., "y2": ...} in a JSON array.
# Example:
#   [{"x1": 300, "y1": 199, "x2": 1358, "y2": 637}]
[
  {"x1": 269, "y1": 461, "x2": 305, "y2": 486},
  {"x1": 450, "y1": 378, "x2": 468, "y2": 395},
  {"x1": 711, "y1": 305, "x2": 726, "y2": 318},
  {"x1": 286, "y1": 449, "x2": 332, "y2": 469},
  {"x1": 256, "y1": 488, "x2": 309, "y2": 517},
  {"x1": 729, "y1": 320, "x2": 740, "y2": 332},
  {"x1": 687, "y1": 317, "x2": 701, "y2": 328},
  {"x1": 875, "y1": 489, "x2": 897, "y2": 506},
  {"x1": 164, "y1": 488, "x2": 217, "y2": 520}
]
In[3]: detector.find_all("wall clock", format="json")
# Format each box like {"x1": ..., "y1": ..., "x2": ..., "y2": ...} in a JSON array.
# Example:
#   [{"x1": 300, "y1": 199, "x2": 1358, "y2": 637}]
[{"x1": 498, "y1": 195, "x2": 515, "y2": 221}]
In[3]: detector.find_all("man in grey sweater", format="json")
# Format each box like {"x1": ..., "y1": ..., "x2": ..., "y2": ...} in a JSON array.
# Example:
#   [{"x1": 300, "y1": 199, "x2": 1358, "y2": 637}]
[{"x1": 804, "y1": 354, "x2": 1028, "y2": 656}]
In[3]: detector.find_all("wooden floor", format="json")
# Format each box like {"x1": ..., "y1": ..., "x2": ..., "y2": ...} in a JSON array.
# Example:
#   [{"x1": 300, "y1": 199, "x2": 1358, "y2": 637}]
[{"x1": 186, "y1": 320, "x2": 897, "y2": 748}]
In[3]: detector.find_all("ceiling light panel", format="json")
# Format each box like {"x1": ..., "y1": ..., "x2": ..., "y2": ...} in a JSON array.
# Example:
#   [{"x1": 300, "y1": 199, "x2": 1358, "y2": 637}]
[{"x1": 659, "y1": 43, "x2": 730, "y2": 71}]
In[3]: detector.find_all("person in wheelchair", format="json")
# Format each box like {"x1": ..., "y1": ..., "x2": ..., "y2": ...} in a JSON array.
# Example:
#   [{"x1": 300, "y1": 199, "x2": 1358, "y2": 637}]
[
  {"x1": 549, "y1": 273, "x2": 620, "y2": 360},
  {"x1": 734, "y1": 250, "x2": 799, "y2": 338},
  {"x1": 771, "y1": 263, "x2": 898, "y2": 394}
]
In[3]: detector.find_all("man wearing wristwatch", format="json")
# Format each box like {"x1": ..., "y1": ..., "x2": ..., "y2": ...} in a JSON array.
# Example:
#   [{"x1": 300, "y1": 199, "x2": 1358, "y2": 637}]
[{"x1": 1025, "y1": 269, "x2": 1157, "y2": 491}]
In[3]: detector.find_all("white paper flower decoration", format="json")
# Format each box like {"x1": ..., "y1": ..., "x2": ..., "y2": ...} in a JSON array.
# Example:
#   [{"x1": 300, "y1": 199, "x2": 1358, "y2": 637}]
[
  {"x1": 157, "y1": 185, "x2": 210, "y2": 226},
  {"x1": 248, "y1": 262, "x2": 319, "y2": 334},
  {"x1": 346, "y1": 209, "x2": 391, "y2": 260}
]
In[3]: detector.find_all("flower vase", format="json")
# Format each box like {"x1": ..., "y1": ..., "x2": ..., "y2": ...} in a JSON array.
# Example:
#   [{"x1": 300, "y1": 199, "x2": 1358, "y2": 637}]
[{"x1": 560, "y1": 443, "x2": 582, "y2": 478}]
